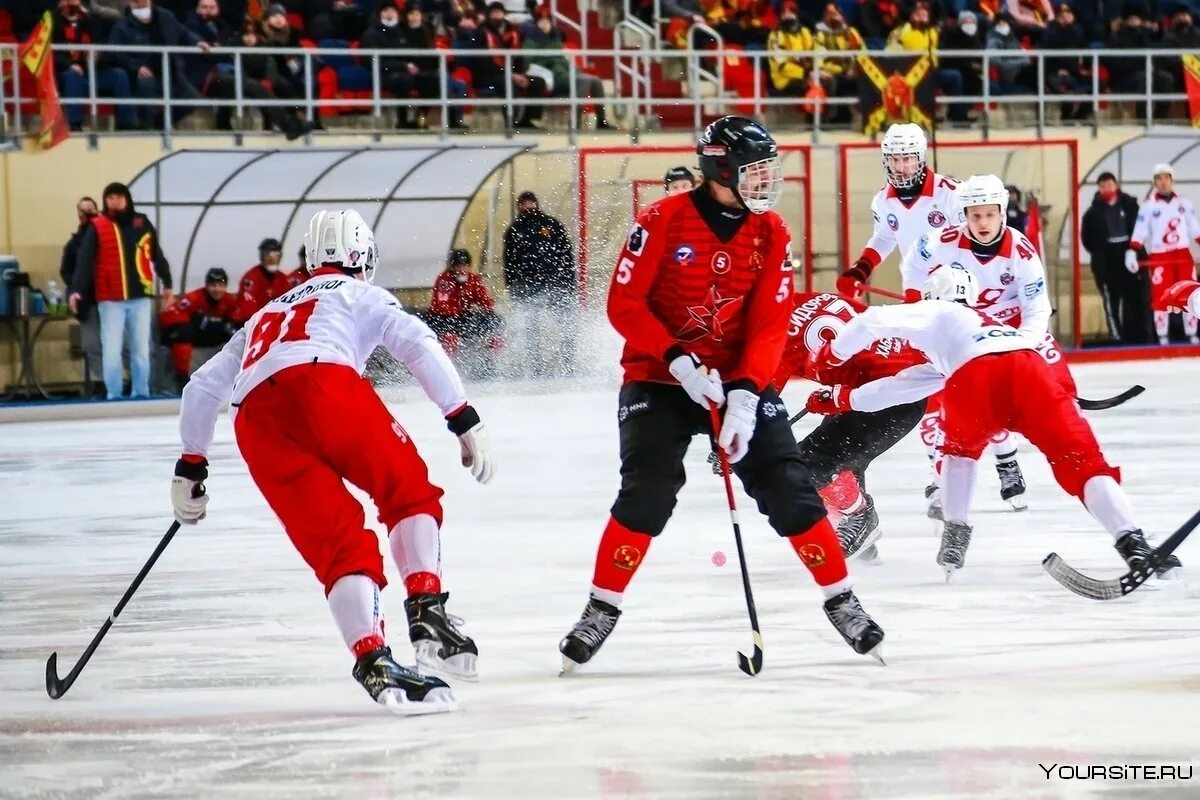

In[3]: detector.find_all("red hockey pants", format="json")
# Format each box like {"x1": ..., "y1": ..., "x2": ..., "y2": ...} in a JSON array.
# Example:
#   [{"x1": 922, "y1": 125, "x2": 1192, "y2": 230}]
[{"x1": 234, "y1": 363, "x2": 444, "y2": 594}]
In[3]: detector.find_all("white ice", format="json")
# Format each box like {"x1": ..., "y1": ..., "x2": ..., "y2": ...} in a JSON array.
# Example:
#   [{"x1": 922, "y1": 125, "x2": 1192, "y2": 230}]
[{"x1": 3, "y1": 360, "x2": 1200, "y2": 799}]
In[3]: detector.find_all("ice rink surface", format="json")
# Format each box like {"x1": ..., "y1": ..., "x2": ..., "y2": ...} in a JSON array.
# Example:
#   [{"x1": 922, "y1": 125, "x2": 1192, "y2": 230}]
[{"x1": 3, "y1": 359, "x2": 1200, "y2": 799}]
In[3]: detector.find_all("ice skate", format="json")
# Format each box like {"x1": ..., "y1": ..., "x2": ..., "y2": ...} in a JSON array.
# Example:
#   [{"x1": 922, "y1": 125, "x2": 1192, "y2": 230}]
[
  {"x1": 937, "y1": 521, "x2": 973, "y2": 580},
  {"x1": 996, "y1": 458, "x2": 1028, "y2": 511},
  {"x1": 859, "y1": 543, "x2": 881, "y2": 563},
  {"x1": 405, "y1": 592, "x2": 479, "y2": 681},
  {"x1": 559, "y1": 597, "x2": 621, "y2": 674},
  {"x1": 1114, "y1": 530, "x2": 1183, "y2": 578},
  {"x1": 352, "y1": 645, "x2": 456, "y2": 715},
  {"x1": 823, "y1": 590, "x2": 885, "y2": 663},
  {"x1": 925, "y1": 483, "x2": 943, "y2": 521},
  {"x1": 836, "y1": 494, "x2": 882, "y2": 561}
]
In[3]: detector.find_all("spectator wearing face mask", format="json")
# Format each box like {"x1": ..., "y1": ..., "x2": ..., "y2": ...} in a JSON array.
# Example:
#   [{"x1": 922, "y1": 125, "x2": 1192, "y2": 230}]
[
  {"x1": 938, "y1": 10, "x2": 985, "y2": 123},
  {"x1": 766, "y1": 3, "x2": 815, "y2": 97},
  {"x1": 1160, "y1": 4, "x2": 1200, "y2": 88},
  {"x1": 986, "y1": 13, "x2": 1036, "y2": 93},
  {"x1": 812, "y1": 2, "x2": 864, "y2": 124},
  {"x1": 425, "y1": 249, "x2": 503, "y2": 358},
  {"x1": 1106, "y1": 3, "x2": 1175, "y2": 121},
  {"x1": 453, "y1": 2, "x2": 546, "y2": 129},
  {"x1": 53, "y1": 0, "x2": 137, "y2": 131},
  {"x1": 233, "y1": 237, "x2": 292, "y2": 323}
]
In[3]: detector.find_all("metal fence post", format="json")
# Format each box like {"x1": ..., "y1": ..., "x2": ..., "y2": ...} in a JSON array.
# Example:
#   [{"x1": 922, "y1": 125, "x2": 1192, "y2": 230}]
[
  {"x1": 1143, "y1": 51, "x2": 1152, "y2": 131},
  {"x1": 439, "y1": 52, "x2": 449, "y2": 140},
  {"x1": 161, "y1": 49, "x2": 173, "y2": 148},
  {"x1": 567, "y1": 57, "x2": 578, "y2": 145},
  {"x1": 504, "y1": 52, "x2": 514, "y2": 137},
  {"x1": 233, "y1": 49, "x2": 245, "y2": 129}
]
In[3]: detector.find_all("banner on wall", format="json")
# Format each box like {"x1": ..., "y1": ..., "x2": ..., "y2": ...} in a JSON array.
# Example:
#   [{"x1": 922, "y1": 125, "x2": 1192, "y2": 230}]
[
  {"x1": 855, "y1": 53, "x2": 935, "y2": 136},
  {"x1": 19, "y1": 12, "x2": 69, "y2": 151}
]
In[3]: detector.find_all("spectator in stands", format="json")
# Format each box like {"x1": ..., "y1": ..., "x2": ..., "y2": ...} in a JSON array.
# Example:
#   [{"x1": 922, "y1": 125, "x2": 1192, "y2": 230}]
[
  {"x1": 107, "y1": 0, "x2": 212, "y2": 129},
  {"x1": 306, "y1": 0, "x2": 367, "y2": 40},
  {"x1": 1005, "y1": 0, "x2": 1055, "y2": 41},
  {"x1": 887, "y1": 3, "x2": 969, "y2": 121},
  {"x1": 766, "y1": 4, "x2": 815, "y2": 97},
  {"x1": 68, "y1": 182, "x2": 174, "y2": 400},
  {"x1": 54, "y1": 0, "x2": 137, "y2": 131},
  {"x1": 940, "y1": 10, "x2": 986, "y2": 124},
  {"x1": 521, "y1": 10, "x2": 613, "y2": 129},
  {"x1": 160, "y1": 266, "x2": 238, "y2": 389},
  {"x1": 812, "y1": 2, "x2": 865, "y2": 124},
  {"x1": 260, "y1": 3, "x2": 306, "y2": 102},
  {"x1": 664, "y1": 166, "x2": 697, "y2": 196},
  {"x1": 708, "y1": 0, "x2": 777, "y2": 47},
  {"x1": 1042, "y1": 2, "x2": 1090, "y2": 121},
  {"x1": 1081, "y1": 172, "x2": 1149, "y2": 344},
  {"x1": 1106, "y1": 4, "x2": 1175, "y2": 120},
  {"x1": 1160, "y1": 4, "x2": 1200, "y2": 89},
  {"x1": 1005, "y1": 185, "x2": 1029, "y2": 231},
  {"x1": 362, "y1": 2, "x2": 469, "y2": 130},
  {"x1": 425, "y1": 249, "x2": 503, "y2": 358},
  {"x1": 453, "y1": 3, "x2": 546, "y2": 129},
  {"x1": 662, "y1": 0, "x2": 708, "y2": 49},
  {"x1": 860, "y1": 0, "x2": 902, "y2": 47},
  {"x1": 986, "y1": 12, "x2": 1036, "y2": 93},
  {"x1": 184, "y1": 0, "x2": 231, "y2": 91},
  {"x1": 503, "y1": 190, "x2": 576, "y2": 376},
  {"x1": 234, "y1": 237, "x2": 292, "y2": 323},
  {"x1": 60, "y1": 196, "x2": 104, "y2": 384}
]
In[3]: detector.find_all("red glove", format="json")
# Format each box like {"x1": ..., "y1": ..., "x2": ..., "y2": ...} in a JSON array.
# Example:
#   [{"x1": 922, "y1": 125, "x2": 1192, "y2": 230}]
[
  {"x1": 836, "y1": 259, "x2": 873, "y2": 299},
  {"x1": 806, "y1": 385, "x2": 852, "y2": 415},
  {"x1": 903, "y1": 288, "x2": 922, "y2": 303},
  {"x1": 807, "y1": 338, "x2": 847, "y2": 379},
  {"x1": 1155, "y1": 279, "x2": 1200, "y2": 313}
]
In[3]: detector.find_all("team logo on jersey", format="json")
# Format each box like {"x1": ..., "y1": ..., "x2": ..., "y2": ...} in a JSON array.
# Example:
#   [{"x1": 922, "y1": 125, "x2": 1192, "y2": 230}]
[
  {"x1": 887, "y1": 213, "x2": 899, "y2": 231},
  {"x1": 627, "y1": 224, "x2": 649, "y2": 256},
  {"x1": 678, "y1": 286, "x2": 744, "y2": 342},
  {"x1": 928, "y1": 210, "x2": 946, "y2": 227},
  {"x1": 1000, "y1": 272, "x2": 1013, "y2": 285},
  {"x1": 674, "y1": 244, "x2": 695, "y2": 265},
  {"x1": 711, "y1": 251, "x2": 732, "y2": 275},
  {"x1": 1024, "y1": 278, "x2": 1045, "y2": 298},
  {"x1": 917, "y1": 235, "x2": 932, "y2": 259},
  {"x1": 613, "y1": 544, "x2": 642, "y2": 571}
]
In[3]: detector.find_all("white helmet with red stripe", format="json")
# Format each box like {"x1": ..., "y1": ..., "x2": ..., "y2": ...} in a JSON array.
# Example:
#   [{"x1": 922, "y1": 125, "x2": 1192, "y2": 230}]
[{"x1": 304, "y1": 209, "x2": 379, "y2": 283}]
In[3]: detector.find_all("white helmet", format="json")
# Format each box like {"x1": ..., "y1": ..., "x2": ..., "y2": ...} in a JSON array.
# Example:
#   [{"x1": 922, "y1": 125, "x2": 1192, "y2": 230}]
[
  {"x1": 923, "y1": 263, "x2": 979, "y2": 304},
  {"x1": 957, "y1": 174, "x2": 1009, "y2": 215},
  {"x1": 303, "y1": 209, "x2": 379, "y2": 283},
  {"x1": 880, "y1": 123, "x2": 928, "y2": 189},
  {"x1": 1152, "y1": 162, "x2": 1174, "y2": 178}
]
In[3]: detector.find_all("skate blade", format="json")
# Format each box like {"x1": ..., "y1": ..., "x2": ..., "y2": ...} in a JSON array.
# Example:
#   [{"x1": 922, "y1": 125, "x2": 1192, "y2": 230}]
[
  {"x1": 940, "y1": 565, "x2": 960, "y2": 583},
  {"x1": 559, "y1": 655, "x2": 582, "y2": 676},
  {"x1": 859, "y1": 544, "x2": 882, "y2": 565},
  {"x1": 866, "y1": 643, "x2": 886, "y2": 666},
  {"x1": 415, "y1": 642, "x2": 478, "y2": 682},
  {"x1": 847, "y1": 528, "x2": 883, "y2": 563},
  {"x1": 1006, "y1": 495, "x2": 1029, "y2": 511},
  {"x1": 378, "y1": 686, "x2": 458, "y2": 716}
]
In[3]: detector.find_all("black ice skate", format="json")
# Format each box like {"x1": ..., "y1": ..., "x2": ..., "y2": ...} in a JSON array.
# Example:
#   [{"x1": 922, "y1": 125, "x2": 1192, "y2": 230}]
[
  {"x1": 937, "y1": 521, "x2": 973, "y2": 581},
  {"x1": 559, "y1": 597, "x2": 622, "y2": 674},
  {"x1": 352, "y1": 645, "x2": 456, "y2": 715},
  {"x1": 996, "y1": 458, "x2": 1028, "y2": 511},
  {"x1": 405, "y1": 592, "x2": 479, "y2": 681},
  {"x1": 823, "y1": 590, "x2": 885, "y2": 663},
  {"x1": 837, "y1": 494, "x2": 882, "y2": 561},
  {"x1": 1114, "y1": 530, "x2": 1183, "y2": 577},
  {"x1": 925, "y1": 483, "x2": 943, "y2": 521}
]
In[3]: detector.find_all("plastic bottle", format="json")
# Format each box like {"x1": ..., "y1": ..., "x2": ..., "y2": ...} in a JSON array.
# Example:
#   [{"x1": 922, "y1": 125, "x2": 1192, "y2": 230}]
[{"x1": 46, "y1": 279, "x2": 63, "y2": 316}]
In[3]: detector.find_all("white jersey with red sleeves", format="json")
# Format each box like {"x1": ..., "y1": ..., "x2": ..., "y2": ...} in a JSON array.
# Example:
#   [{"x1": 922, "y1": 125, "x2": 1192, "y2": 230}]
[
  {"x1": 859, "y1": 170, "x2": 964, "y2": 268},
  {"x1": 901, "y1": 225, "x2": 1051, "y2": 336},
  {"x1": 831, "y1": 300, "x2": 1035, "y2": 380},
  {"x1": 179, "y1": 271, "x2": 467, "y2": 456},
  {"x1": 1131, "y1": 192, "x2": 1200, "y2": 257}
]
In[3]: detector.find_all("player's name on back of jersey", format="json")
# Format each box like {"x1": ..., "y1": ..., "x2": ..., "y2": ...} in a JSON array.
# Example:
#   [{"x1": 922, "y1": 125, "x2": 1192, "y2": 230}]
[{"x1": 280, "y1": 278, "x2": 347, "y2": 304}]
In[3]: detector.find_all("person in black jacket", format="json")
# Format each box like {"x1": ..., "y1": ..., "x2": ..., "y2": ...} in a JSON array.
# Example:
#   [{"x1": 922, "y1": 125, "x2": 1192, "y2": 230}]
[
  {"x1": 54, "y1": 0, "x2": 137, "y2": 130},
  {"x1": 1104, "y1": 6, "x2": 1174, "y2": 121},
  {"x1": 1041, "y1": 3, "x2": 1090, "y2": 121},
  {"x1": 107, "y1": 0, "x2": 212, "y2": 129},
  {"x1": 502, "y1": 191, "x2": 577, "y2": 376},
  {"x1": 1081, "y1": 172, "x2": 1150, "y2": 344},
  {"x1": 60, "y1": 196, "x2": 105, "y2": 385}
]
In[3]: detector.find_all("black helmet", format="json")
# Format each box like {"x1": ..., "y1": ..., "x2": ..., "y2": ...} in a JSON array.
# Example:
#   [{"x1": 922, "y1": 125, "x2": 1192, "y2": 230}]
[
  {"x1": 204, "y1": 267, "x2": 229, "y2": 285},
  {"x1": 663, "y1": 165, "x2": 695, "y2": 189},
  {"x1": 695, "y1": 116, "x2": 783, "y2": 214},
  {"x1": 258, "y1": 237, "x2": 283, "y2": 254},
  {"x1": 447, "y1": 248, "x2": 471, "y2": 267}
]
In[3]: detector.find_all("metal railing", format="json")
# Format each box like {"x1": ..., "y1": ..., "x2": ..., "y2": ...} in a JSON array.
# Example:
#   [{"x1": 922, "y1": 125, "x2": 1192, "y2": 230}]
[{"x1": 0, "y1": 43, "x2": 1194, "y2": 144}]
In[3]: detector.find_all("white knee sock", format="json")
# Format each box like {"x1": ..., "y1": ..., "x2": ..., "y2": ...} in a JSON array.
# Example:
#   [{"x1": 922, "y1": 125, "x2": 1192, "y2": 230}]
[
  {"x1": 389, "y1": 513, "x2": 442, "y2": 582},
  {"x1": 942, "y1": 455, "x2": 978, "y2": 524},
  {"x1": 1154, "y1": 310, "x2": 1169, "y2": 339},
  {"x1": 1083, "y1": 475, "x2": 1138, "y2": 540},
  {"x1": 327, "y1": 573, "x2": 384, "y2": 655},
  {"x1": 990, "y1": 431, "x2": 1017, "y2": 462}
]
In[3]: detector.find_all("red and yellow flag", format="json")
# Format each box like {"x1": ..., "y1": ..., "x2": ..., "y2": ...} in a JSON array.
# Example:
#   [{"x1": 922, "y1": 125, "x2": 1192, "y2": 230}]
[
  {"x1": 1184, "y1": 54, "x2": 1200, "y2": 129},
  {"x1": 18, "y1": 12, "x2": 69, "y2": 150}
]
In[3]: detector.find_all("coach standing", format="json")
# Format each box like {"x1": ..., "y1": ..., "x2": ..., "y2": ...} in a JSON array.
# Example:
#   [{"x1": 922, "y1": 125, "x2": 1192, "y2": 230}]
[{"x1": 1081, "y1": 171, "x2": 1149, "y2": 344}]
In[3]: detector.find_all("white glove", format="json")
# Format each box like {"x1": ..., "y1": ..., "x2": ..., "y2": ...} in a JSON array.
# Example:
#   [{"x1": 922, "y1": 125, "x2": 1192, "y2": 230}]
[
  {"x1": 1125, "y1": 249, "x2": 1140, "y2": 274},
  {"x1": 718, "y1": 389, "x2": 759, "y2": 464},
  {"x1": 447, "y1": 405, "x2": 495, "y2": 485},
  {"x1": 171, "y1": 457, "x2": 209, "y2": 524},
  {"x1": 668, "y1": 352, "x2": 725, "y2": 409}
]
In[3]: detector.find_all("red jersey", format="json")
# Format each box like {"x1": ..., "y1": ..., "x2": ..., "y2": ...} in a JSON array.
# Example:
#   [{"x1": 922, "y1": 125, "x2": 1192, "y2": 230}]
[
  {"x1": 160, "y1": 287, "x2": 239, "y2": 328},
  {"x1": 607, "y1": 190, "x2": 793, "y2": 390},
  {"x1": 234, "y1": 264, "x2": 293, "y2": 323},
  {"x1": 286, "y1": 267, "x2": 310, "y2": 288},
  {"x1": 772, "y1": 292, "x2": 927, "y2": 391},
  {"x1": 428, "y1": 270, "x2": 496, "y2": 316}
]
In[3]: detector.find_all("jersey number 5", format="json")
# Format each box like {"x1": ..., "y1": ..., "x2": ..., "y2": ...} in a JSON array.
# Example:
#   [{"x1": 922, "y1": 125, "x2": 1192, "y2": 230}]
[{"x1": 243, "y1": 297, "x2": 319, "y2": 368}]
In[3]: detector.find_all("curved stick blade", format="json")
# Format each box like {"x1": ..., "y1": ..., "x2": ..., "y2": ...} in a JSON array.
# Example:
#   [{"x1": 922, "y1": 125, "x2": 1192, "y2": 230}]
[
  {"x1": 45, "y1": 652, "x2": 64, "y2": 699},
  {"x1": 736, "y1": 632, "x2": 765, "y2": 676}
]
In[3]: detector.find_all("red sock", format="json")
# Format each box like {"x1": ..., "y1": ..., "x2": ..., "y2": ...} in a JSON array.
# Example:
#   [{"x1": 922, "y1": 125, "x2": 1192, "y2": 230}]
[
  {"x1": 405, "y1": 571, "x2": 441, "y2": 596},
  {"x1": 819, "y1": 470, "x2": 863, "y2": 515},
  {"x1": 351, "y1": 634, "x2": 385, "y2": 659},
  {"x1": 591, "y1": 517, "x2": 653, "y2": 599},
  {"x1": 787, "y1": 518, "x2": 849, "y2": 588}
]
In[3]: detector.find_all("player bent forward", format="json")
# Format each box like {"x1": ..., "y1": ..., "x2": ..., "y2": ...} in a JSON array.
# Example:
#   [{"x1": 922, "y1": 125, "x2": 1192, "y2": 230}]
[
  {"x1": 816, "y1": 265, "x2": 1181, "y2": 581},
  {"x1": 172, "y1": 210, "x2": 495, "y2": 714},
  {"x1": 558, "y1": 116, "x2": 886, "y2": 671}
]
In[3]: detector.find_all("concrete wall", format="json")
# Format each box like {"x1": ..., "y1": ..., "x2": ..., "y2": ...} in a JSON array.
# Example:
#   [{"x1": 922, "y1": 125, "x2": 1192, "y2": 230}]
[{"x1": 0, "y1": 126, "x2": 1151, "y2": 389}]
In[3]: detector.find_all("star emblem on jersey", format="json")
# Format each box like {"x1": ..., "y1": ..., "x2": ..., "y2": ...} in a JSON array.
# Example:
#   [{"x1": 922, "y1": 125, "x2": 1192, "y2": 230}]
[{"x1": 677, "y1": 287, "x2": 744, "y2": 343}]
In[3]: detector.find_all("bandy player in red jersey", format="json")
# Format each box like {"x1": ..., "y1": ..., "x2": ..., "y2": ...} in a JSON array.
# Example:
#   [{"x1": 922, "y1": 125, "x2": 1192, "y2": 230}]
[
  {"x1": 557, "y1": 117, "x2": 885, "y2": 670},
  {"x1": 172, "y1": 210, "x2": 495, "y2": 715},
  {"x1": 835, "y1": 123, "x2": 964, "y2": 300},
  {"x1": 819, "y1": 265, "x2": 1181, "y2": 581},
  {"x1": 1157, "y1": 278, "x2": 1200, "y2": 318},
  {"x1": 901, "y1": 174, "x2": 1054, "y2": 517},
  {"x1": 1127, "y1": 163, "x2": 1200, "y2": 345}
]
